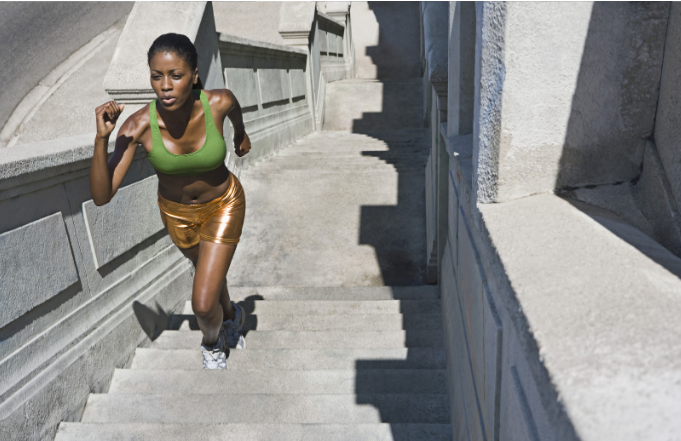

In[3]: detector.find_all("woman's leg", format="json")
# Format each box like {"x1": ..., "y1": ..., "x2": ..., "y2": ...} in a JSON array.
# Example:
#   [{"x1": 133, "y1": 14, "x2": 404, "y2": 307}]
[{"x1": 181, "y1": 241, "x2": 238, "y2": 346}]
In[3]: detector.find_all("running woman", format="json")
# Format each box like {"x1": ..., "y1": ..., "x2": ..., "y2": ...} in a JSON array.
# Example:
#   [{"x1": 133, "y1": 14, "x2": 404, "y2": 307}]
[{"x1": 90, "y1": 33, "x2": 249, "y2": 369}]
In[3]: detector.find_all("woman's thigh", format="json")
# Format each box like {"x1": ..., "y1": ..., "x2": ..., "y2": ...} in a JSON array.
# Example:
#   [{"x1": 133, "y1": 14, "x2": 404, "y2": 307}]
[{"x1": 191, "y1": 241, "x2": 237, "y2": 310}]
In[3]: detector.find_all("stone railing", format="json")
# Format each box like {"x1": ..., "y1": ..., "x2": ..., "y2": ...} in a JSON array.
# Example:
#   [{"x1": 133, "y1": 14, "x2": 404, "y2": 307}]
[
  {"x1": 218, "y1": 33, "x2": 312, "y2": 171},
  {"x1": 0, "y1": 135, "x2": 192, "y2": 440},
  {"x1": 0, "y1": 2, "x2": 330, "y2": 439},
  {"x1": 421, "y1": 1, "x2": 449, "y2": 284},
  {"x1": 424, "y1": 2, "x2": 681, "y2": 440},
  {"x1": 279, "y1": 1, "x2": 354, "y2": 129}
]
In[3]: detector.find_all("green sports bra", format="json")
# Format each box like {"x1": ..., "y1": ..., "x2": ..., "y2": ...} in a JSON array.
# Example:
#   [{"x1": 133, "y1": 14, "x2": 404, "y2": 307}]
[{"x1": 147, "y1": 90, "x2": 227, "y2": 177}]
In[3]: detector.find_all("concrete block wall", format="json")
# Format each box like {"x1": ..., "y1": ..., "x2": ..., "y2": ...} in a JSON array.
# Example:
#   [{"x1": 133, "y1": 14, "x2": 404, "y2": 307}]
[
  {"x1": 0, "y1": 137, "x2": 192, "y2": 440},
  {"x1": 279, "y1": 2, "x2": 354, "y2": 129},
  {"x1": 425, "y1": 2, "x2": 681, "y2": 440},
  {"x1": 218, "y1": 34, "x2": 313, "y2": 172}
]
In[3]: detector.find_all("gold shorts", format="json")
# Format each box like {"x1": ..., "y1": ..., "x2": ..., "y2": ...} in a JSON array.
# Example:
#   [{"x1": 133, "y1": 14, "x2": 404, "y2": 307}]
[{"x1": 157, "y1": 173, "x2": 246, "y2": 249}]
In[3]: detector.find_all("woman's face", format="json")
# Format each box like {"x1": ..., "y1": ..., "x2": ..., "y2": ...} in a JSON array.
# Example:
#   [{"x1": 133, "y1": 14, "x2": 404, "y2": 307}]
[{"x1": 149, "y1": 51, "x2": 198, "y2": 110}]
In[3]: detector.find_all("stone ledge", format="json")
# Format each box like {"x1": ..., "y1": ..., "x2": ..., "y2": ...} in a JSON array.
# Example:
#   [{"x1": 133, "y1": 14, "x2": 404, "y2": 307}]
[
  {"x1": 317, "y1": 11, "x2": 346, "y2": 32},
  {"x1": 478, "y1": 193, "x2": 681, "y2": 440},
  {"x1": 0, "y1": 133, "x2": 114, "y2": 182},
  {"x1": 218, "y1": 33, "x2": 307, "y2": 58},
  {"x1": 422, "y1": 2, "x2": 449, "y2": 88}
]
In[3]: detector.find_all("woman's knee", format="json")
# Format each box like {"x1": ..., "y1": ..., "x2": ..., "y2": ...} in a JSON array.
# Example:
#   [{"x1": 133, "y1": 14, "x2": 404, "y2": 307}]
[{"x1": 191, "y1": 297, "x2": 221, "y2": 321}]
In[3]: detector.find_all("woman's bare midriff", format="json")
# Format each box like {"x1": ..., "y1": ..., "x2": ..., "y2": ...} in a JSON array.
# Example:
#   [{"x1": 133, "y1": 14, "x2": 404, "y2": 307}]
[{"x1": 156, "y1": 163, "x2": 231, "y2": 204}]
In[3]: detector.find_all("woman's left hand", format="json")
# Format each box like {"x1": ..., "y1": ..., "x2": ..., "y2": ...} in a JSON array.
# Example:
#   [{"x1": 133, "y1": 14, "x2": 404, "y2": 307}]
[{"x1": 234, "y1": 132, "x2": 251, "y2": 157}]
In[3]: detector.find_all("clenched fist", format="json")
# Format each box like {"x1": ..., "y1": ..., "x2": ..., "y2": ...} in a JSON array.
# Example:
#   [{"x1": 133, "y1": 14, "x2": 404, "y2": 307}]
[
  {"x1": 234, "y1": 131, "x2": 251, "y2": 157},
  {"x1": 95, "y1": 101, "x2": 125, "y2": 139}
]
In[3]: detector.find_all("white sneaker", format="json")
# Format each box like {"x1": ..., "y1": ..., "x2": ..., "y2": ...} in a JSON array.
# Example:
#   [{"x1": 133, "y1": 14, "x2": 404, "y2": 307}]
[
  {"x1": 201, "y1": 330, "x2": 227, "y2": 369},
  {"x1": 223, "y1": 302, "x2": 246, "y2": 350}
]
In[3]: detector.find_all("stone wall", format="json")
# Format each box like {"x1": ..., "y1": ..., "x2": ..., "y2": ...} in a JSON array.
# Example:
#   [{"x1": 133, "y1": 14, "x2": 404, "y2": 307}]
[
  {"x1": 279, "y1": 2, "x2": 354, "y2": 129},
  {"x1": 425, "y1": 2, "x2": 681, "y2": 440},
  {"x1": 219, "y1": 33, "x2": 312, "y2": 172},
  {"x1": 0, "y1": 136, "x2": 192, "y2": 440}
]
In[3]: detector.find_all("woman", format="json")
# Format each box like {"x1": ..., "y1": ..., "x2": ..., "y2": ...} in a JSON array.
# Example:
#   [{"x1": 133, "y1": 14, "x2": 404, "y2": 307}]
[{"x1": 90, "y1": 33, "x2": 250, "y2": 370}]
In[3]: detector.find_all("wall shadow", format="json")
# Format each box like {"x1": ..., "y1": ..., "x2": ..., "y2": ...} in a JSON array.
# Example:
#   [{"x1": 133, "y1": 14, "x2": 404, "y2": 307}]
[
  {"x1": 556, "y1": 2, "x2": 669, "y2": 191},
  {"x1": 350, "y1": 2, "x2": 451, "y2": 438},
  {"x1": 556, "y1": 2, "x2": 678, "y2": 265}
]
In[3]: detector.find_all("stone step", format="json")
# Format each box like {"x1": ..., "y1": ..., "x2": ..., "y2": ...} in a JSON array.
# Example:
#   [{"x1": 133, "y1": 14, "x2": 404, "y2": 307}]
[
  {"x1": 170, "y1": 312, "x2": 443, "y2": 332},
  {"x1": 248, "y1": 163, "x2": 400, "y2": 172},
  {"x1": 108, "y1": 369, "x2": 447, "y2": 395},
  {"x1": 130, "y1": 348, "x2": 447, "y2": 370},
  {"x1": 56, "y1": 422, "x2": 453, "y2": 441},
  {"x1": 223, "y1": 286, "x2": 439, "y2": 301},
  {"x1": 280, "y1": 145, "x2": 428, "y2": 151},
  {"x1": 288, "y1": 146, "x2": 426, "y2": 152},
  {"x1": 81, "y1": 393, "x2": 451, "y2": 424},
  {"x1": 182, "y1": 299, "x2": 441, "y2": 315},
  {"x1": 248, "y1": 160, "x2": 424, "y2": 168},
  {"x1": 150, "y1": 330, "x2": 444, "y2": 349},
  {"x1": 309, "y1": 129, "x2": 429, "y2": 137},
  {"x1": 276, "y1": 149, "x2": 427, "y2": 156},
  {"x1": 287, "y1": 141, "x2": 429, "y2": 147},
  {"x1": 274, "y1": 148, "x2": 428, "y2": 155},
  {"x1": 244, "y1": 169, "x2": 425, "y2": 176}
]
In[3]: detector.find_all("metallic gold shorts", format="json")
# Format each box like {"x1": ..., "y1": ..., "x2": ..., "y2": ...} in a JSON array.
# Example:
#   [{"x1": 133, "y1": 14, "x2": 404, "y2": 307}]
[{"x1": 157, "y1": 173, "x2": 246, "y2": 249}]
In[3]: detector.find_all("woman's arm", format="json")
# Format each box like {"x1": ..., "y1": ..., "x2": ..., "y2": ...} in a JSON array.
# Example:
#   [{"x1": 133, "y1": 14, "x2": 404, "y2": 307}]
[
  {"x1": 225, "y1": 91, "x2": 251, "y2": 157},
  {"x1": 90, "y1": 101, "x2": 141, "y2": 206},
  {"x1": 209, "y1": 89, "x2": 251, "y2": 157}
]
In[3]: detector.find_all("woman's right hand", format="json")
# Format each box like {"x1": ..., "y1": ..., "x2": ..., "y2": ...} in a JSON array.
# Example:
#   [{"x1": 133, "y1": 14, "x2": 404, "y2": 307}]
[{"x1": 95, "y1": 101, "x2": 125, "y2": 139}]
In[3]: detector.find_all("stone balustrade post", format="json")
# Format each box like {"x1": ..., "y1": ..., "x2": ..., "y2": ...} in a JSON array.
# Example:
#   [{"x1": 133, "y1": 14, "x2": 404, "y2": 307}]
[{"x1": 279, "y1": 2, "x2": 318, "y2": 130}]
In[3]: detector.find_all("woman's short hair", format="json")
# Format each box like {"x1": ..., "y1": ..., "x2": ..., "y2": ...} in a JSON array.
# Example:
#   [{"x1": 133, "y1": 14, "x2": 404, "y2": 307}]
[{"x1": 147, "y1": 33, "x2": 203, "y2": 89}]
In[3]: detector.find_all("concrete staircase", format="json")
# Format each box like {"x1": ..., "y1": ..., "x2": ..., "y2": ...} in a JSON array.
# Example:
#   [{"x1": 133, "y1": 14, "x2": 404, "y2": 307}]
[
  {"x1": 55, "y1": 287, "x2": 451, "y2": 440},
  {"x1": 57, "y1": 67, "x2": 443, "y2": 441}
]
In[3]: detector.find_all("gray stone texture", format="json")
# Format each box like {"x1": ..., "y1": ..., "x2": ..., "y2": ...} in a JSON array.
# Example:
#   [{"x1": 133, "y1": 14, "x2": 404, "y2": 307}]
[
  {"x1": 479, "y1": 194, "x2": 681, "y2": 440},
  {"x1": 60, "y1": 281, "x2": 449, "y2": 439},
  {"x1": 214, "y1": 2, "x2": 284, "y2": 46},
  {"x1": 653, "y1": 2, "x2": 681, "y2": 214},
  {"x1": 630, "y1": 141, "x2": 681, "y2": 256},
  {"x1": 194, "y1": 2, "x2": 225, "y2": 91},
  {"x1": 0, "y1": 212, "x2": 78, "y2": 328},
  {"x1": 151, "y1": 329, "x2": 443, "y2": 350},
  {"x1": 258, "y1": 68, "x2": 291, "y2": 104},
  {"x1": 447, "y1": 1, "x2": 476, "y2": 137},
  {"x1": 13, "y1": 22, "x2": 124, "y2": 146},
  {"x1": 219, "y1": 285, "x2": 440, "y2": 301},
  {"x1": 290, "y1": 68, "x2": 307, "y2": 98},
  {"x1": 422, "y1": 2, "x2": 449, "y2": 86},
  {"x1": 322, "y1": 79, "x2": 424, "y2": 131},
  {"x1": 131, "y1": 347, "x2": 447, "y2": 371},
  {"x1": 0, "y1": 2, "x2": 133, "y2": 135},
  {"x1": 82, "y1": 176, "x2": 164, "y2": 268},
  {"x1": 81, "y1": 393, "x2": 450, "y2": 424},
  {"x1": 109, "y1": 368, "x2": 447, "y2": 395},
  {"x1": 224, "y1": 67, "x2": 259, "y2": 108},
  {"x1": 278, "y1": 1, "x2": 316, "y2": 36},
  {"x1": 351, "y1": 1, "x2": 421, "y2": 79},
  {"x1": 473, "y1": 2, "x2": 669, "y2": 203},
  {"x1": 0, "y1": 146, "x2": 192, "y2": 440},
  {"x1": 229, "y1": 130, "x2": 429, "y2": 287},
  {"x1": 217, "y1": 33, "x2": 312, "y2": 174},
  {"x1": 56, "y1": 423, "x2": 453, "y2": 441}
]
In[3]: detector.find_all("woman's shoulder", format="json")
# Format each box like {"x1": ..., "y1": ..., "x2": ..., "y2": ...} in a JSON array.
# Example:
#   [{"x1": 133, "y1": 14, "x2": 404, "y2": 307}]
[
  {"x1": 203, "y1": 88, "x2": 236, "y2": 112},
  {"x1": 118, "y1": 102, "x2": 152, "y2": 139}
]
